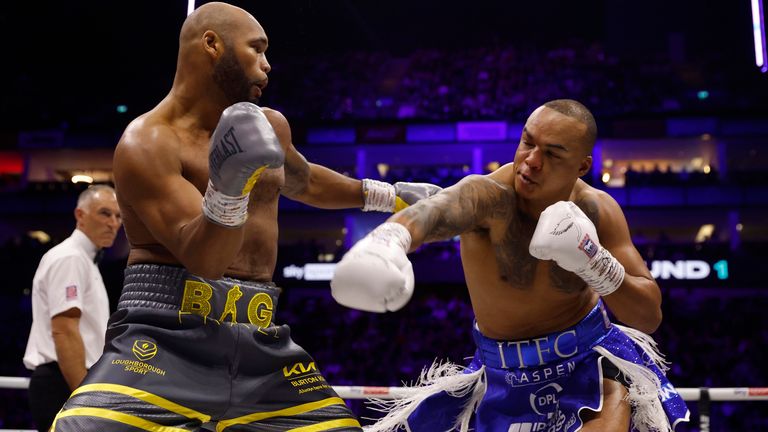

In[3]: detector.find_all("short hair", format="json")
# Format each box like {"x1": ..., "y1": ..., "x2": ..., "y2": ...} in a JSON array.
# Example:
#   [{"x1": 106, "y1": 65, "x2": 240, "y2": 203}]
[
  {"x1": 543, "y1": 99, "x2": 597, "y2": 153},
  {"x1": 76, "y1": 185, "x2": 115, "y2": 210},
  {"x1": 180, "y1": 2, "x2": 246, "y2": 47}
]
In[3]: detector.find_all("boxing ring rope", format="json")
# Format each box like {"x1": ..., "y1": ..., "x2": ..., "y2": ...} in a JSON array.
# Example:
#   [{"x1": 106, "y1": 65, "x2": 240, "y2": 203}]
[
  {"x1": 1, "y1": 376, "x2": 766, "y2": 432},
  {"x1": 331, "y1": 384, "x2": 768, "y2": 402}
]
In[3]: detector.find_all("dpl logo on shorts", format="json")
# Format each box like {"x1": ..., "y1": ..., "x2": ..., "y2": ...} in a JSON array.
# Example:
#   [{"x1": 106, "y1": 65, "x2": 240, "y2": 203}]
[{"x1": 529, "y1": 383, "x2": 563, "y2": 415}]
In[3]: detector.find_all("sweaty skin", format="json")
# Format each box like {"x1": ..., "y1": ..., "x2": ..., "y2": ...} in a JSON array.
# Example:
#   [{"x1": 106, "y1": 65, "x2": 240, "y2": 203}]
[
  {"x1": 392, "y1": 106, "x2": 661, "y2": 339},
  {"x1": 114, "y1": 2, "x2": 364, "y2": 281},
  {"x1": 390, "y1": 104, "x2": 663, "y2": 429}
]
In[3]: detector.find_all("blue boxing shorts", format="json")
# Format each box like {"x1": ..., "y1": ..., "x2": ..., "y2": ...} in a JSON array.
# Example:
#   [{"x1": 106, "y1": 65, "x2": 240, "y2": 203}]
[
  {"x1": 52, "y1": 264, "x2": 361, "y2": 432},
  {"x1": 368, "y1": 300, "x2": 689, "y2": 432}
]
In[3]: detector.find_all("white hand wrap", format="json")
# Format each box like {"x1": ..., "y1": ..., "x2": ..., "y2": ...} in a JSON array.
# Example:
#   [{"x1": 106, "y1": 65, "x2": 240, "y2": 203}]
[
  {"x1": 362, "y1": 178, "x2": 396, "y2": 212},
  {"x1": 331, "y1": 222, "x2": 414, "y2": 312},
  {"x1": 575, "y1": 246, "x2": 625, "y2": 296},
  {"x1": 202, "y1": 180, "x2": 249, "y2": 227},
  {"x1": 529, "y1": 201, "x2": 625, "y2": 296}
]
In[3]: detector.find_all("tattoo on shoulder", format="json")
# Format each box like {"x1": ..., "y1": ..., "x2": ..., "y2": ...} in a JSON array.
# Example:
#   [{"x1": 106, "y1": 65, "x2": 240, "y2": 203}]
[{"x1": 574, "y1": 197, "x2": 600, "y2": 229}]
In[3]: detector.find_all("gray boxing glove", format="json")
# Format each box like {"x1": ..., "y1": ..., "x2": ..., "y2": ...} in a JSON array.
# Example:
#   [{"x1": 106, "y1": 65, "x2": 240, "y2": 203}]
[
  {"x1": 203, "y1": 102, "x2": 285, "y2": 227},
  {"x1": 393, "y1": 182, "x2": 443, "y2": 211},
  {"x1": 361, "y1": 179, "x2": 442, "y2": 212}
]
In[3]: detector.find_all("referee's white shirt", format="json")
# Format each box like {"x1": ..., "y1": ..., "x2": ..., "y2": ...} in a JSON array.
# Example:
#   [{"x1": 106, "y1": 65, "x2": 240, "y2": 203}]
[{"x1": 23, "y1": 229, "x2": 110, "y2": 370}]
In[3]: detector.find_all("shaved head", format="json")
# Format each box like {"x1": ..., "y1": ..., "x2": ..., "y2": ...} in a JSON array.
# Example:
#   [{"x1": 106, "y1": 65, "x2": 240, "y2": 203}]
[
  {"x1": 175, "y1": 2, "x2": 269, "y2": 105},
  {"x1": 180, "y1": 2, "x2": 256, "y2": 45},
  {"x1": 543, "y1": 99, "x2": 597, "y2": 153}
]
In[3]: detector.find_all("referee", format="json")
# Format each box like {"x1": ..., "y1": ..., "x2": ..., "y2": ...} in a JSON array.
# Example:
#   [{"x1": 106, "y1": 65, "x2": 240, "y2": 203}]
[{"x1": 22, "y1": 185, "x2": 122, "y2": 432}]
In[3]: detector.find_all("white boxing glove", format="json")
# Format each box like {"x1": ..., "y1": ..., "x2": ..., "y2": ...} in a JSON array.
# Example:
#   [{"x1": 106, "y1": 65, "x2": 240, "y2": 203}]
[
  {"x1": 529, "y1": 201, "x2": 625, "y2": 296},
  {"x1": 331, "y1": 222, "x2": 414, "y2": 312}
]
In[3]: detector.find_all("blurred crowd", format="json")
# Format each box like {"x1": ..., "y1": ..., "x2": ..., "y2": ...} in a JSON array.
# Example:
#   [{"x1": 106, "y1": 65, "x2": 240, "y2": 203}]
[{"x1": 266, "y1": 41, "x2": 762, "y2": 122}]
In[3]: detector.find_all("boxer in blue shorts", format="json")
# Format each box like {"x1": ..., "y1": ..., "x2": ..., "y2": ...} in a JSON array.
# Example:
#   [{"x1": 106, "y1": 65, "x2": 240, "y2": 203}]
[
  {"x1": 332, "y1": 99, "x2": 690, "y2": 431},
  {"x1": 53, "y1": 2, "x2": 439, "y2": 430}
]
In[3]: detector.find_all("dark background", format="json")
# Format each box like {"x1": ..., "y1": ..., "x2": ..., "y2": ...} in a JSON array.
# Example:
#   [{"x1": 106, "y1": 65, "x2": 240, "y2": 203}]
[
  {"x1": 1, "y1": 0, "x2": 767, "y2": 430},
  {"x1": 2, "y1": 0, "x2": 765, "y2": 132}
]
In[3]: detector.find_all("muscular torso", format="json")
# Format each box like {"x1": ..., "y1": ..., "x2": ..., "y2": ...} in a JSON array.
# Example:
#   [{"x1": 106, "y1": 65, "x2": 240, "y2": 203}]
[
  {"x1": 118, "y1": 106, "x2": 284, "y2": 282},
  {"x1": 460, "y1": 166, "x2": 600, "y2": 340}
]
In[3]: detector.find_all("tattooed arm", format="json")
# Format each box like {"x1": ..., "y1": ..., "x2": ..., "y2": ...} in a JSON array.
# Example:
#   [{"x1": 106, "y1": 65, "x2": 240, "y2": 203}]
[
  {"x1": 389, "y1": 174, "x2": 512, "y2": 252},
  {"x1": 583, "y1": 192, "x2": 663, "y2": 334},
  {"x1": 330, "y1": 174, "x2": 511, "y2": 312}
]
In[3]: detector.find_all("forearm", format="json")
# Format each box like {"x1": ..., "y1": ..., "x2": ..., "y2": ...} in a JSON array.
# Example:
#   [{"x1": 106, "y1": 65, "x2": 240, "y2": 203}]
[
  {"x1": 52, "y1": 330, "x2": 87, "y2": 391},
  {"x1": 601, "y1": 274, "x2": 662, "y2": 334},
  {"x1": 390, "y1": 175, "x2": 499, "y2": 251},
  {"x1": 388, "y1": 207, "x2": 436, "y2": 251},
  {"x1": 530, "y1": 201, "x2": 662, "y2": 333},
  {"x1": 290, "y1": 163, "x2": 364, "y2": 209},
  {"x1": 389, "y1": 197, "x2": 466, "y2": 252},
  {"x1": 176, "y1": 216, "x2": 245, "y2": 278}
]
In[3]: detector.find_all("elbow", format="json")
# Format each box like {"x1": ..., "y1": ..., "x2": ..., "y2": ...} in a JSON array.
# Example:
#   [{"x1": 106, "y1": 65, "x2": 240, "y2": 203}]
[
  {"x1": 613, "y1": 297, "x2": 662, "y2": 334},
  {"x1": 645, "y1": 284, "x2": 664, "y2": 334},
  {"x1": 651, "y1": 307, "x2": 663, "y2": 334},
  {"x1": 282, "y1": 180, "x2": 313, "y2": 206},
  {"x1": 632, "y1": 278, "x2": 663, "y2": 334},
  {"x1": 638, "y1": 307, "x2": 662, "y2": 335}
]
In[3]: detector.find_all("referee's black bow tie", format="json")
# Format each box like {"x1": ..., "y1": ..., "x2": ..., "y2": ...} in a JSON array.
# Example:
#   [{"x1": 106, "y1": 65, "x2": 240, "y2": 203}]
[{"x1": 94, "y1": 249, "x2": 104, "y2": 264}]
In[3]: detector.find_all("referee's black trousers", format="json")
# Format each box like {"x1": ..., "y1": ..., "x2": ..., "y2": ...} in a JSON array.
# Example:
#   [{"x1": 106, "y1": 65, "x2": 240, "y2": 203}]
[{"x1": 28, "y1": 362, "x2": 72, "y2": 432}]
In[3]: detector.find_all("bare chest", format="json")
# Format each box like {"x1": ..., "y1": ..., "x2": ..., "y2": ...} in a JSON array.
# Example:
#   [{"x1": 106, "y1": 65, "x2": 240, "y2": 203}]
[{"x1": 489, "y1": 218, "x2": 586, "y2": 294}]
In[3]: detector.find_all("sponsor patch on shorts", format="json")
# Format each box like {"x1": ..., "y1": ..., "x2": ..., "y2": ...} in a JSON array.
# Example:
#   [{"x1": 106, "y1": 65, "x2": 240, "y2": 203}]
[{"x1": 65, "y1": 285, "x2": 78, "y2": 300}]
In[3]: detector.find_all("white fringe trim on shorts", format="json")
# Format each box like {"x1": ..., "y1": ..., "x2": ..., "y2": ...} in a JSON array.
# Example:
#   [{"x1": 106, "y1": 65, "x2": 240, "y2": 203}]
[
  {"x1": 364, "y1": 360, "x2": 486, "y2": 432},
  {"x1": 365, "y1": 325, "x2": 674, "y2": 432},
  {"x1": 593, "y1": 324, "x2": 673, "y2": 432}
]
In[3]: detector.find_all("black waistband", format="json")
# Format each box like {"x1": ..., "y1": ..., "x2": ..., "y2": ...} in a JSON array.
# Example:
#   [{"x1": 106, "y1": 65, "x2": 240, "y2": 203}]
[{"x1": 118, "y1": 264, "x2": 281, "y2": 326}]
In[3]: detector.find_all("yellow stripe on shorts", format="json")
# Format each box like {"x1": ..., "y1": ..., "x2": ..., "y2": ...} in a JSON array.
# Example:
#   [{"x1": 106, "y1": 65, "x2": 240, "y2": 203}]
[
  {"x1": 72, "y1": 383, "x2": 211, "y2": 423},
  {"x1": 287, "y1": 418, "x2": 362, "y2": 431},
  {"x1": 217, "y1": 397, "x2": 358, "y2": 431},
  {"x1": 53, "y1": 407, "x2": 190, "y2": 432}
]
